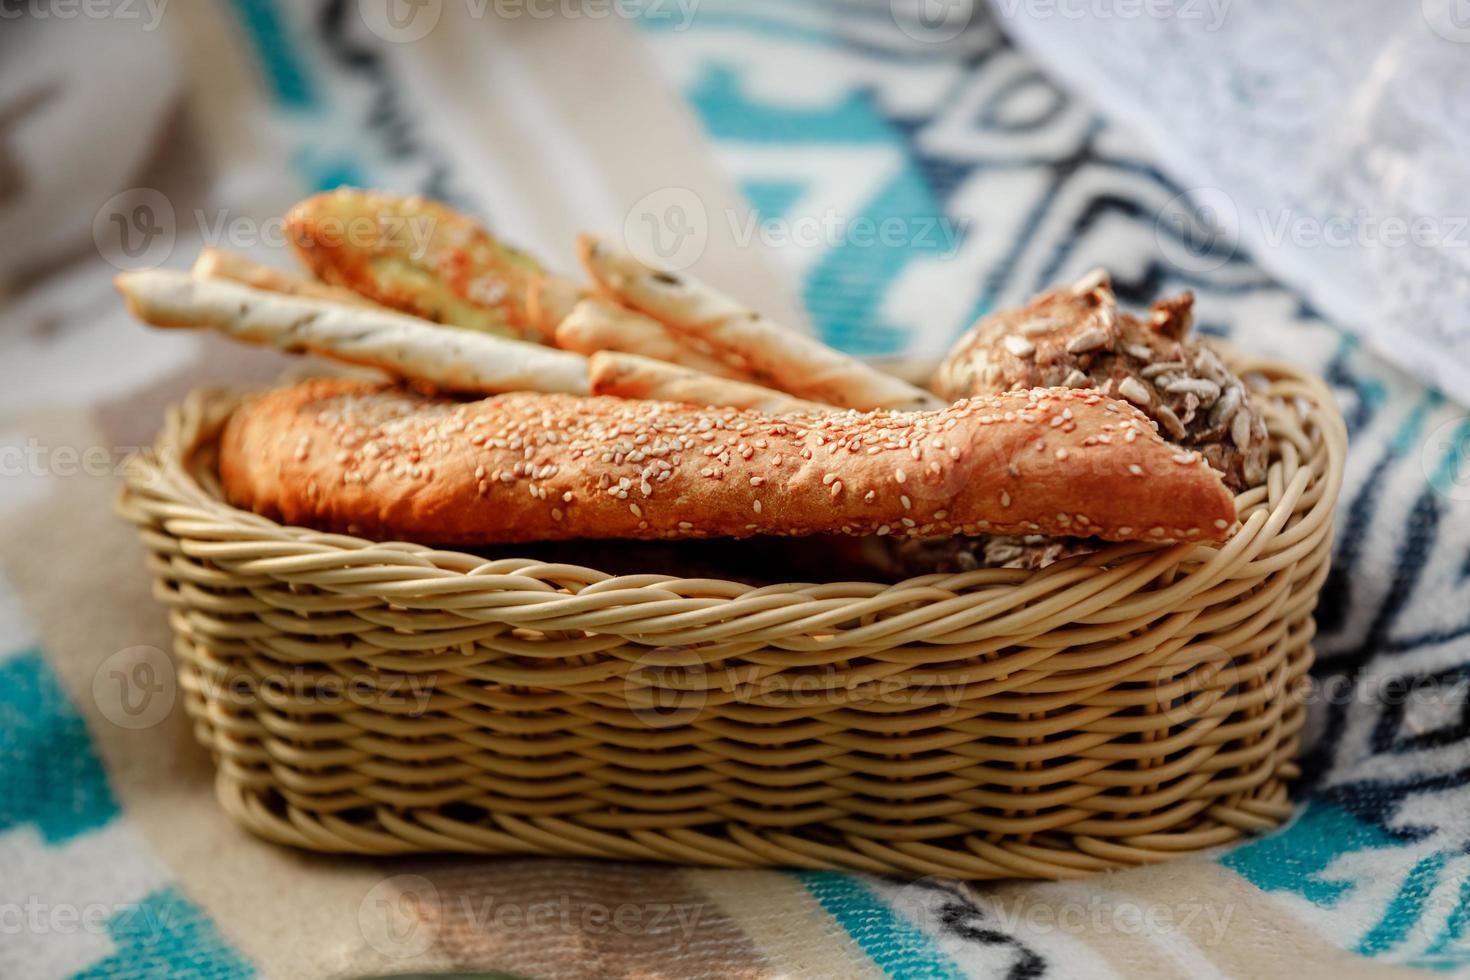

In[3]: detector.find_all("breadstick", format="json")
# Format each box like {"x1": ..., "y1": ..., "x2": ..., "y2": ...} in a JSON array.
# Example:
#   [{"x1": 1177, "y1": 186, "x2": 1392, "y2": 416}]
[
  {"x1": 589, "y1": 350, "x2": 831, "y2": 414},
  {"x1": 115, "y1": 270, "x2": 588, "y2": 395},
  {"x1": 577, "y1": 234, "x2": 942, "y2": 412},
  {"x1": 526, "y1": 274, "x2": 586, "y2": 342},
  {"x1": 560, "y1": 300, "x2": 749, "y2": 380},
  {"x1": 286, "y1": 188, "x2": 543, "y2": 341},
  {"x1": 220, "y1": 379, "x2": 1237, "y2": 546},
  {"x1": 192, "y1": 248, "x2": 383, "y2": 309}
]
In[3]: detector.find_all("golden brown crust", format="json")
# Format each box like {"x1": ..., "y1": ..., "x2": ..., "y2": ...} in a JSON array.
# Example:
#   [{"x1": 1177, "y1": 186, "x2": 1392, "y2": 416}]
[
  {"x1": 577, "y1": 234, "x2": 943, "y2": 412},
  {"x1": 219, "y1": 379, "x2": 1237, "y2": 546},
  {"x1": 286, "y1": 189, "x2": 543, "y2": 341},
  {"x1": 191, "y1": 248, "x2": 384, "y2": 310},
  {"x1": 558, "y1": 300, "x2": 750, "y2": 380}
]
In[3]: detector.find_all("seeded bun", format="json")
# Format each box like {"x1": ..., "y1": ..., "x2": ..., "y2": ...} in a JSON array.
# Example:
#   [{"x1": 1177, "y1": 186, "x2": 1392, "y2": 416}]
[
  {"x1": 932, "y1": 270, "x2": 1268, "y2": 490},
  {"x1": 218, "y1": 379, "x2": 1236, "y2": 546}
]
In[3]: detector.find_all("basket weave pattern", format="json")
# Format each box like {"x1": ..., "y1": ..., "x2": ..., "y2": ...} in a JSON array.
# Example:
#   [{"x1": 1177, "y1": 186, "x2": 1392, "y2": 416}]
[{"x1": 117, "y1": 356, "x2": 1344, "y2": 879}]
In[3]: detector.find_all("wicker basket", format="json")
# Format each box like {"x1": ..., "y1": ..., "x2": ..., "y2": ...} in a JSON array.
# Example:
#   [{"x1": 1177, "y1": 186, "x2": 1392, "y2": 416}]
[{"x1": 115, "y1": 352, "x2": 1344, "y2": 880}]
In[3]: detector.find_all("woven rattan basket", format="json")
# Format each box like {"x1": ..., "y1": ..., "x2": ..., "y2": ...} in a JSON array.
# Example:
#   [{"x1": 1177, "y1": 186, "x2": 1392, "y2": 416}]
[{"x1": 115, "y1": 352, "x2": 1344, "y2": 880}]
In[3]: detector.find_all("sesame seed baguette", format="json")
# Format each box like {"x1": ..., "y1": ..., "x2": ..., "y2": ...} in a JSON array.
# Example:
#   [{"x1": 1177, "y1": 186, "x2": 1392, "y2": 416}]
[
  {"x1": 564, "y1": 301, "x2": 754, "y2": 381},
  {"x1": 577, "y1": 234, "x2": 944, "y2": 412},
  {"x1": 218, "y1": 379, "x2": 1237, "y2": 546},
  {"x1": 115, "y1": 270, "x2": 589, "y2": 396},
  {"x1": 589, "y1": 350, "x2": 833, "y2": 414},
  {"x1": 191, "y1": 248, "x2": 385, "y2": 310}
]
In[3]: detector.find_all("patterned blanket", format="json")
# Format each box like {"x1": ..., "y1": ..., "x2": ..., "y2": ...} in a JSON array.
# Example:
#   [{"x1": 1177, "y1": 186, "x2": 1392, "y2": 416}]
[{"x1": 2, "y1": 1, "x2": 1468, "y2": 977}]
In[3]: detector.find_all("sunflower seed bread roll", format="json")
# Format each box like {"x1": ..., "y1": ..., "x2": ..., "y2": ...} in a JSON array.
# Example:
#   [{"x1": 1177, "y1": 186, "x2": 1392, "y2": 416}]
[
  {"x1": 588, "y1": 350, "x2": 832, "y2": 414},
  {"x1": 219, "y1": 379, "x2": 1237, "y2": 546},
  {"x1": 115, "y1": 270, "x2": 589, "y2": 395},
  {"x1": 577, "y1": 234, "x2": 943, "y2": 412},
  {"x1": 933, "y1": 269, "x2": 1269, "y2": 490}
]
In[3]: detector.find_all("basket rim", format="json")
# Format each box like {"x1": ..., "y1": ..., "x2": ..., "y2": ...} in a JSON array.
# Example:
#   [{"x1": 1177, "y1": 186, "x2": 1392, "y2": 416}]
[{"x1": 116, "y1": 349, "x2": 1346, "y2": 616}]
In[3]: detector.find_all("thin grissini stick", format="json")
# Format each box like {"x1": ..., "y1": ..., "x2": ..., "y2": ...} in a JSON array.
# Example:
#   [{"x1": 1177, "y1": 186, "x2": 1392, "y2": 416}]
[
  {"x1": 559, "y1": 299, "x2": 751, "y2": 380},
  {"x1": 286, "y1": 188, "x2": 544, "y2": 341},
  {"x1": 220, "y1": 379, "x2": 1238, "y2": 546},
  {"x1": 589, "y1": 350, "x2": 833, "y2": 414},
  {"x1": 115, "y1": 270, "x2": 589, "y2": 396},
  {"x1": 191, "y1": 247, "x2": 384, "y2": 309},
  {"x1": 577, "y1": 234, "x2": 944, "y2": 412},
  {"x1": 526, "y1": 273, "x2": 586, "y2": 343}
]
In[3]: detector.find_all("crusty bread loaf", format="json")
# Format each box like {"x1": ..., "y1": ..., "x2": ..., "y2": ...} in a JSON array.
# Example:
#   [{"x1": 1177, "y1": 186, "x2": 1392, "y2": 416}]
[{"x1": 219, "y1": 379, "x2": 1237, "y2": 546}]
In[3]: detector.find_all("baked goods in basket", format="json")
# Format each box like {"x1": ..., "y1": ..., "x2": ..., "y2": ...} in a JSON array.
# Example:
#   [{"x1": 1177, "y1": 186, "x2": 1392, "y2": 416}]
[
  {"x1": 218, "y1": 378, "x2": 1236, "y2": 546},
  {"x1": 933, "y1": 269, "x2": 1269, "y2": 490}
]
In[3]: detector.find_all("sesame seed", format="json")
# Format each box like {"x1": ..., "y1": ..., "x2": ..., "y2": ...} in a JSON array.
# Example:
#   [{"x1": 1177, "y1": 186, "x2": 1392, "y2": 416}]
[
  {"x1": 864, "y1": 490, "x2": 876, "y2": 503},
  {"x1": 1118, "y1": 526, "x2": 1133, "y2": 536},
  {"x1": 934, "y1": 510, "x2": 947, "y2": 519},
  {"x1": 750, "y1": 476, "x2": 764, "y2": 487},
  {"x1": 1055, "y1": 448, "x2": 1069, "y2": 460},
  {"x1": 629, "y1": 503, "x2": 642, "y2": 518},
  {"x1": 1214, "y1": 518, "x2": 1229, "y2": 529},
  {"x1": 1001, "y1": 491, "x2": 1011, "y2": 508},
  {"x1": 895, "y1": 469, "x2": 907, "y2": 484},
  {"x1": 753, "y1": 500, "x2": 762, "y2": 514},
  {"x1": 831, "y1": 481, "x2": 843, "y2": 497},
  {"x1": 1129, "y1": 464, "x2": 1143, "y2": 476}
]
